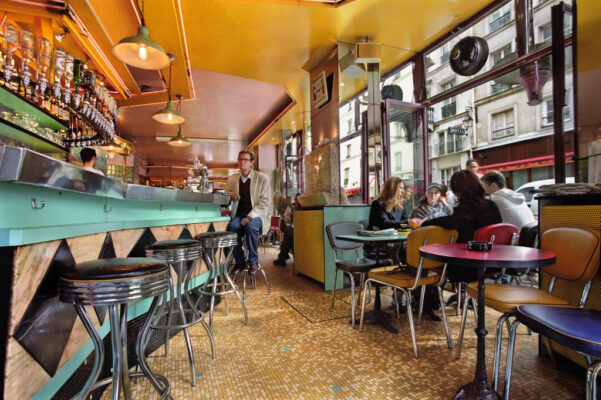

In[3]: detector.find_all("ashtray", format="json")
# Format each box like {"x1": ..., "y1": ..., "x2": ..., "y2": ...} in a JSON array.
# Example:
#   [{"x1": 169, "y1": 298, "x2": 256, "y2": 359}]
[{"x1": 467, "y1": 241, "x2": 492, "y2": 251}]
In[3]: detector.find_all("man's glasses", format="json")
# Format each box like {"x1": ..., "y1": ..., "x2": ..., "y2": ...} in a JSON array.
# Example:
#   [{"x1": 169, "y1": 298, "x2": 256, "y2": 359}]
[{"x1": 237, "y1": 158, "x2": 251, "y2": 162}]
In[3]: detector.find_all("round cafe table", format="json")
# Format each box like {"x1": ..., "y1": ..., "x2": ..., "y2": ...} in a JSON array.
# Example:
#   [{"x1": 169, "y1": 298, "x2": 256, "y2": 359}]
[{"x1": 419, "y1": 243, "x2": 556, "y2": 400}]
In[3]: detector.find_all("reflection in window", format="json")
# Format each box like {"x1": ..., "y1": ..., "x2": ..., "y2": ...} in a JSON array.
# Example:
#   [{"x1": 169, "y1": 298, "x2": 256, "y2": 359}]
[
  {"x1": 489, "y1": 4, "x2": 512, "y2": 34},
  {"x1": 394, "y1": 152, "x2": 402, "y2": 172},
  {"x1": 491, "y1": 109, "x2": 515, "y2": 139},
  {"x1": 344, "y1": 168, "x2": 350, "y2": 187}
]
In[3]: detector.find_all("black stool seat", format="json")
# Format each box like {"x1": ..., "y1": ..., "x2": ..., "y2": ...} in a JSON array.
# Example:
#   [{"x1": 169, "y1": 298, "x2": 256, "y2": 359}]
[
  {"x1": 61, "y1": 257, "x2": 168, "y2": 281},
  {"x1": 146, "y1": 239, "x2": 202, "y2": 251},
  {"x1": 196, "y1": 231, "x2": 237, "y2": 248},
  {"x1": 336, "y1": 259, "x2": 377, "y2": 273}
]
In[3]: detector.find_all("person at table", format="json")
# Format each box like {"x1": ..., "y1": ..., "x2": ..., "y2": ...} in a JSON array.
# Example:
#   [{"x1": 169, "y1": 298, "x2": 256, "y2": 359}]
[
  {"x1": 481, "y1": 170, "x2": 535, "y2": 228},
  {"x1": 367, "y1": 176, "x2": 408, "y2": 230},
  {"x1": 227, "y1": 150, "x2": 272, "y2": 275},
  {"x1": 409, "y1": 182, "x2": 453, "y2": 225},
  {"x1": 422, "y1": 170, "x2": 502, "y2": 285}
]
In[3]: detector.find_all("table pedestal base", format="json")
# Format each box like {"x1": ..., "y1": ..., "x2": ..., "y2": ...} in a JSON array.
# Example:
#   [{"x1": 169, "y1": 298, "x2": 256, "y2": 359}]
[
  {"x1": 352, "y1": 309, "x2": 398, "y2": 334},
  {"x1": 453, "y1": 380, "x2": 501, "y2": 400}
]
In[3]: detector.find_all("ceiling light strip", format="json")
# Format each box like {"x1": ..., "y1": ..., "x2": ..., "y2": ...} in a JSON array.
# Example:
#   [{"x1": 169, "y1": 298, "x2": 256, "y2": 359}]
[
  {"x1": 64, "y1": 6, "x2": 131, "y2": 98},
  {"x1": 174, "y1": 0, "x2": 195, "y2": 100}
]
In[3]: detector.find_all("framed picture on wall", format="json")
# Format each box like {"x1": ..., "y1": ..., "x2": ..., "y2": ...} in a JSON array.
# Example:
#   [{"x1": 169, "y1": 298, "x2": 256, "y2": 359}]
[{"x1": 311, "y1": 71, "x2": 329, "y2": 108}]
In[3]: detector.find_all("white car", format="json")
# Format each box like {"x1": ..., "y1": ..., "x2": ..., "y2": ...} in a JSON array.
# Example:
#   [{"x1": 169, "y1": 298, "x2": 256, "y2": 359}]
[{"x1": 515, "y1": 177, "x2": 575, "y2": 215}]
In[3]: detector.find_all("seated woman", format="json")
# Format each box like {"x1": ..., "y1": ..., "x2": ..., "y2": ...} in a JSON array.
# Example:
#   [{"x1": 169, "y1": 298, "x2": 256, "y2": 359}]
[
  {"x1": 368, "y1": 177, "x2": 408, "y2": 230},
  {"x1": 422, "y1": 170, "x2": 502, "y2": 285},
  {"x1": 409, "y1": 182, "x2": 453, "y2": 224}
]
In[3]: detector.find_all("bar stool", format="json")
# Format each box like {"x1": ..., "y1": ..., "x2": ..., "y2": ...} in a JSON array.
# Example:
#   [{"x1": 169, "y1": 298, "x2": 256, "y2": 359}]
[
  {"x1": 239, "y1": 232, "x2": 270, "y2": 300},
  {"x1": 59, "y1": 257, "x2": 171, "y2": 400},
  {"x1": 195, "y1": 231, "x2": 248, "y2": 328},
  {"x1": 145, "y1": 239, "x2": 216, "y2": 387}
]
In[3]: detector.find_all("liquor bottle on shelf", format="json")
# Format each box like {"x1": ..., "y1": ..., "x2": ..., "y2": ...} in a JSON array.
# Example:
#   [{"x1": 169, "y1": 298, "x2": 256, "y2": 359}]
[
  {"x1": 72, "y1": 59, "x2": 83, "y2": 110},
  {"x1": 63, "y1": 53, "x2": 73, "y2": 106},
  {"x1": 3, "y1": 24, "x2": 19, "y2": 91},
  {"x1": 20, "y1": 29, "x2": 34, "y2": 100},
  {"x1": 36, "y1": 38, "x2": 51, "y2": 99}
]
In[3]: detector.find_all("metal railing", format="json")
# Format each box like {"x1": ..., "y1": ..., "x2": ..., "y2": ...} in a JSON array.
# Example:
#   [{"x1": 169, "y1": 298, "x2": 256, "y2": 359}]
[
  {"x1": 490, "y1": 13, "x2": 511, "y2": 33},
  {"x1": 491, "y1": 82, "x2": 511, "y2": 94},
  {"x1": 492, "y1": 126, "x2": 514, "y2": 139}
]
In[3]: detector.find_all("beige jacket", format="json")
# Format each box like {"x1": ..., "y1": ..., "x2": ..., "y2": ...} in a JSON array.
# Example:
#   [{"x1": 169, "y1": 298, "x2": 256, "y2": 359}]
[{"x1": 226, "y1": 169, "x2": 272, "y2": 235}]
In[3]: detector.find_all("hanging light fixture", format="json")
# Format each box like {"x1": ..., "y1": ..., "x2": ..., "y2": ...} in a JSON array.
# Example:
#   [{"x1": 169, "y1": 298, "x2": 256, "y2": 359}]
[
  {"x1": 168, "y1": 126, "x2": 192, "y2": 147},
  {"x1": 152, "y1": 55, "x2": 185, "y2": 125},
  {"x1": 112, "y1": 0, "x2": 170, "y2": 70},
  {"x1": 167, "y1": 95, "x2": 191, "y2": 147}
]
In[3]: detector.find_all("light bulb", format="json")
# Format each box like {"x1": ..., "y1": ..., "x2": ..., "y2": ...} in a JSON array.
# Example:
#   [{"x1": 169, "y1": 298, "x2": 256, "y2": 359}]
[
  {"x1": 167, "y1": 112, "x2": 173, "y2": 121},
  {"x1": 138, "y1": 44, "x2": 148, "y2": 61}
]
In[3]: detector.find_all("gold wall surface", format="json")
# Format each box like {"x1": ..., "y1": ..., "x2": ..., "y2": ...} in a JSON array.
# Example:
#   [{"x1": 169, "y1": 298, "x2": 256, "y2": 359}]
[{"x1": 294, "y1": 209, "x2": 325, "y2": 283}]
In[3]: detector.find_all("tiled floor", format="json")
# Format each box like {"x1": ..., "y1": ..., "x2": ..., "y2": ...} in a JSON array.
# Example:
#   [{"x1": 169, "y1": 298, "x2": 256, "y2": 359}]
[{"x1": 108, "y1": 248, "x2": 585, "y2": 399}]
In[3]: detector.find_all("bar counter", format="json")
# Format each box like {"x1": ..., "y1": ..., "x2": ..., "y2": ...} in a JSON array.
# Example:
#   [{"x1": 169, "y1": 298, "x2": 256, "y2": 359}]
[{"x1": 0, "y1": 145, "x2": 230, "y2": 399}]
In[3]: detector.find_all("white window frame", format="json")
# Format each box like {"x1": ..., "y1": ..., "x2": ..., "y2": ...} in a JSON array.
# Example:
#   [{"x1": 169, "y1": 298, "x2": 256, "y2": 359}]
[
  {"x1": 540, "y1": 89, "x2": 573, "y2": 128},
  {"x1": 489, "y1": 106, "x2": 516, "y2": 140}
]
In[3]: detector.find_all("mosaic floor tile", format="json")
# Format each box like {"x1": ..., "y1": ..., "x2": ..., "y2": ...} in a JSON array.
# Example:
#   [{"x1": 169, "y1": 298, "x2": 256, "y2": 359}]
[{"x1": 97, "y1": 247, "x2": 585, "y2": 400}]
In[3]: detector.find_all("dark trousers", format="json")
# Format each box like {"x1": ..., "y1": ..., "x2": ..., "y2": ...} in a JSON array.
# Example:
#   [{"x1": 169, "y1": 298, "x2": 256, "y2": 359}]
[{"x1": 277, "y1": 224, "x2": 294, "y2": 260}]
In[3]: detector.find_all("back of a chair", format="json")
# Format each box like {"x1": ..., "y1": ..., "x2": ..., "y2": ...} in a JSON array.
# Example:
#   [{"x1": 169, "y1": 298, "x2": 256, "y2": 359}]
[
  {"x1": 474, "y1": 223, "x2": 519, "y2": 245},
  {"x1": 518, "y1": 221, "x2": 539, "y2": 248},
  {"x1": 542, "y1": 227, "x2": 601, "y2": 282},
  {"x1": 406, "y1": 226, "x2": 458, "y2": 269},
  {"x1": 270, "y1": 216, "x2": 281, "y2": 230},
  {"x1": 326, "y1": 221, "x2": 363, "y2": 252}
]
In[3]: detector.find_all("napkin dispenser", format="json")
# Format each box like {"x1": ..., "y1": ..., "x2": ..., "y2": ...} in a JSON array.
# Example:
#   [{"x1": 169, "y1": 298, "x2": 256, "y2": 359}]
[{"x1": 467, "y1": 241, "x2": 493, "y2": 251}]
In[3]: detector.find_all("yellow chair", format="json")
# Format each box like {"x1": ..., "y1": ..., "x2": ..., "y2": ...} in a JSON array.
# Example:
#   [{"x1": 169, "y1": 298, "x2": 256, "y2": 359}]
[
  {"x1": 461, "y1": 226, "x2": 600, "y2": 399},
  {"x1": 359, "y1": 226, "x2": 458, "y2": 358}
]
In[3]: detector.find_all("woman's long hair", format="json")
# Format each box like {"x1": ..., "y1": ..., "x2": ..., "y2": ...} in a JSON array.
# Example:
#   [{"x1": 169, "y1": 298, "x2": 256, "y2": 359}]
[
  {"x1": 378, "y1": 177, "x2": 404, "y2": 211},
  {"x1": 450, "y1": 170, "x2": 486, "y2": 205}
]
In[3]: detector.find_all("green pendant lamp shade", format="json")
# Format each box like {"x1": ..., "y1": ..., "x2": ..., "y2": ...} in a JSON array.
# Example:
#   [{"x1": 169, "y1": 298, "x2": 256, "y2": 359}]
[
  {"x1": 168, "y1": 126, "x2": 192, "y2": 147},
  {"x1": 112, "y1": 26, "x2": 170, "y2": 70},
  {"x1": 152, "y1": 100, "x2": 185, "y2": 125}
]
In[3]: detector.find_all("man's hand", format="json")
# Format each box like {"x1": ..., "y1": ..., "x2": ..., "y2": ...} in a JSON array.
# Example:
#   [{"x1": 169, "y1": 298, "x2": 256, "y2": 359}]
[
  {"x1": 439, "y1": 196, "x2": 448, "y2": 206},
  {"x1": 241, "y1": 216, "x2": 252, "y2": 226},
  {"x1": 230, "y1": 191, "x2": 240, "y2": 201}
]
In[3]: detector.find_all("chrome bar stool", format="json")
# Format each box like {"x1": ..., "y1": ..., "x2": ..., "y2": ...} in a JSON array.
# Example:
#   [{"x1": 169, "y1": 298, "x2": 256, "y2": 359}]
[
  {"x1": 195, "y1": 231, "x2": 248, "y2": 328},
  {"x1": 145, "y1": 239, "x2": 216, "y2": 387},
  {"x1": 59, "y1": 257, "x2": 171, "y2": 400},
  {"x1": 239, "y1": 232, "x2": 270, "y2": 300}
]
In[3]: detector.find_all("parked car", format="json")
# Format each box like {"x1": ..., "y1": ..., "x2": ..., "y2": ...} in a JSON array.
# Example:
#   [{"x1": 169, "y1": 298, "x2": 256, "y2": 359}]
[{"x1": 515, "y1": 177, "x2": 575, "y2": 215}]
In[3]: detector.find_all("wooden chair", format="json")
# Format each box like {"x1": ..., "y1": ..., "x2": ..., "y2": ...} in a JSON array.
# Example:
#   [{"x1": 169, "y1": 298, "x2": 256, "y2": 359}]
[{"x1": 359, "y1": 226, "x2": 458, "y2": 358}]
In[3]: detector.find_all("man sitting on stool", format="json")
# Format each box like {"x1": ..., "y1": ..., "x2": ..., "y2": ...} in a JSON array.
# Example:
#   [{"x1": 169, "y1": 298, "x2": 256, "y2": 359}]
[{"x1": 227, "y1": 150, "x2": 272, "y2": 275}]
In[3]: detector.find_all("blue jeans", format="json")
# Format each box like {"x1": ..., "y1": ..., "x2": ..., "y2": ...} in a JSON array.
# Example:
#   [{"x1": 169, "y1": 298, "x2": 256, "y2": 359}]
[{"x1": 228, "y1": 216, "x2": 263, "y2": 264}]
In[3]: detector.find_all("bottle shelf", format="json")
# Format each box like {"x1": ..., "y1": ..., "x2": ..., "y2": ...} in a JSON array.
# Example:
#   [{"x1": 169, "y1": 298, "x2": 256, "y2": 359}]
[
  {"x1": 0, "y1": 86, "x2": 68, "y2": 131},
  {"x1": 0, "y1": 118, "x2": 67, "y2": 153}
]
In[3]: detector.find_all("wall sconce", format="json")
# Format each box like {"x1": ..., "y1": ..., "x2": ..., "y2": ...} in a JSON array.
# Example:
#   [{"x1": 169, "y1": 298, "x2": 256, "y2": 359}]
[{"x1": 462, "y1": 106, "x2": 475, "y2": 132}]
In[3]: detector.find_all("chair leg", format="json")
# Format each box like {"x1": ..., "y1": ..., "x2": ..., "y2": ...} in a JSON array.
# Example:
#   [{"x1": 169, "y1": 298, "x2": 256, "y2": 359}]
[
  {"x1": 503, "y1": 320, "x2": 521, "y2": 400},
  {"x1": 457, "y1": 282, "x2": 463, "y2": 316},
  {"x1": 417, "y1": 285, "x2": 426, "y2": 325},
  {"x1": 455, "y1": 294, "x2": 471, "y2": 360},
  {"x1": 437, "y1": 285, "x2": 452, "y2": 349},
  {"x1": 587, "y1": 362, "x2": 601, "y2": 400},
  {"x1": 347, "y1": 271, "x2": 356, "y2": 328},
  {"x1": 74, "y1": 305, "x2": 105, "y2": 400},
  {"x1": 493, "y1": 313, "x2": 510, "y2": 391},
  {"x1": 544, "y1": 335, "x2": 557, "y2": 368},
  {"x1": 405, "y1": 289, "x2": 419, "y2": 358},
  {"x1": 331, "y1": 268, "x2": 338, "y2": 309},
  {"x1": 357, "y1": 273, "x2": 365, "y2": 315},
  {"x1": 359, "y1": 280, "x2": 370, "y2": 332},
  {"x1": 394, "y1": 289, "x2": 400, "y2": 319}
]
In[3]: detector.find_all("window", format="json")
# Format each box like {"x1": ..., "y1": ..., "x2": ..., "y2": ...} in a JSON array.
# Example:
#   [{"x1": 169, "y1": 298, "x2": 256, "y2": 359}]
[
  {"x1": 346, "y1": 118, "x2": 353, "y2": 134},
  {"x1": 394, "y1": 152, "x2": 402, "y2": 171},
  {"x1": 490, "y1": 4, "x2": 511, "y2": 34},
  {"x1": 440, "y1": 43, "x2": 451, "y2": 64},
  {"x1": 390, "y1": 121, "x2": 406, "y2": 141},
  {"x1": 346, "y1": 143, "x2": 352, "y2": 159},
  {"x1": 438, "y1": 132, "x2": 446, "y2": 155},
  {"x1": 343, "y1": 168, "x2": 350, "y2": 187},
  {"x1": 441, "y1": 80, "x2": 456, "y2": 119},
  {"x1": 538, "y1": 18, "x2": 572, "y2": 44},
  {"x1": 492, "y1": 44, "x2": 513, "y2": 65},
  {"x1": 441, "y1": 167, "x2": 460, "y2": 186},
  {"x1": 541, "y1": 94, "x2": 572, "y2": 127},
  {"x1": 491, "y1": 109, "x2": 515, "y2": 139}
]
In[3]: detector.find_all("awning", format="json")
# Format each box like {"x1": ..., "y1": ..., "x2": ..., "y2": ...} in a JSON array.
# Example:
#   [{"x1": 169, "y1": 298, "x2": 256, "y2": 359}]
[
  {"x1": 345, "y1": 187, "x2": 361, "y2": 196},
  {"x1": 479, "y1": 153, "x2": 574, "y2": 173}
]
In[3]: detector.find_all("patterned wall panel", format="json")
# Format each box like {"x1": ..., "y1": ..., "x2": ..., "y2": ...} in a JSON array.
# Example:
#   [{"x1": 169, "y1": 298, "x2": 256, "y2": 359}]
[
  {"x1": 4, "y1": 338, "x2": 50, "y2": 400},
  {"x1": 9, "y1": 239, "x2": 61, "y2": 336},
  {"x1": 188, "y1": 222, "x2": 211, "y2": 238},
  {"x1": 66, "y1": 232, "x2": 107, "y2": 264},
  {"x1": 111, "y1": 228, "x2": 145, "y2": 257},
  {"x1": 212, "y1": 221, "x2": 229, "y2": 232},
  {"x1": 150, "y1": 225, "x2": 185, "y2": 242}
]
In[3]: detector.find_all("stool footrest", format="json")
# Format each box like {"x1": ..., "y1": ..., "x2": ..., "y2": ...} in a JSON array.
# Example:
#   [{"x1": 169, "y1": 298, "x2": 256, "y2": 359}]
[{"x1": 91, "y1": 372, "x2": 171, "y2": 400}]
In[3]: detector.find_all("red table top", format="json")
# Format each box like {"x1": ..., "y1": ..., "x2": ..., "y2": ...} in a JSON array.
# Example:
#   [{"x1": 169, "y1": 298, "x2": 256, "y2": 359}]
[{"x1": 419, "y1": 243, "x2": 556, "y2": 269}]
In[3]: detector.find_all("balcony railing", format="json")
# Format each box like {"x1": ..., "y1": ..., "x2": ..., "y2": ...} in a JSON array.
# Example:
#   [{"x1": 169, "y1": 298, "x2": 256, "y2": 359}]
[
  {"x1": 441, "y1": 102, "x2": 457, "y2": 119},
  {"x1": 491, "y1": 82, "x2": 512, "y2": 94},
  {"x1": 492, "y1": 126, "x2": 515, "y2": 139},
  {"x1": 490, "y1": 13, "x2": 511, "y2": 34}
]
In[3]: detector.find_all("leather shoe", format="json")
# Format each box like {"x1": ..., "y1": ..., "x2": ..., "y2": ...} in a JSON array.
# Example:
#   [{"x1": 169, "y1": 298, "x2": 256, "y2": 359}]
[
  {"x1": 248, "y1": 264, "x2": 260, "y2": 275},
  {"x1": 273, "y1": 258, "x2": 286, "y2": 266},
  {"x1": 425, "y1": 310, "x2": 441, "y2": 322}
]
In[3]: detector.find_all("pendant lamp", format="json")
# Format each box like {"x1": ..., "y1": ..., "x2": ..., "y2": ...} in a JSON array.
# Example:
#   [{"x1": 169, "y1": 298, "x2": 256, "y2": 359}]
[
  {"x1": 112, "y1": 0, "x2": 170, "y2": 70},
  {"x1": 99, "y1": 139, "x2": 121, "y2": 152},
  {"x1": 152, "y1": 55, "x2": 186, "y2": 125},
  {"x1": 168, "y1": 126, "x2": 192, "y2": 147}
]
